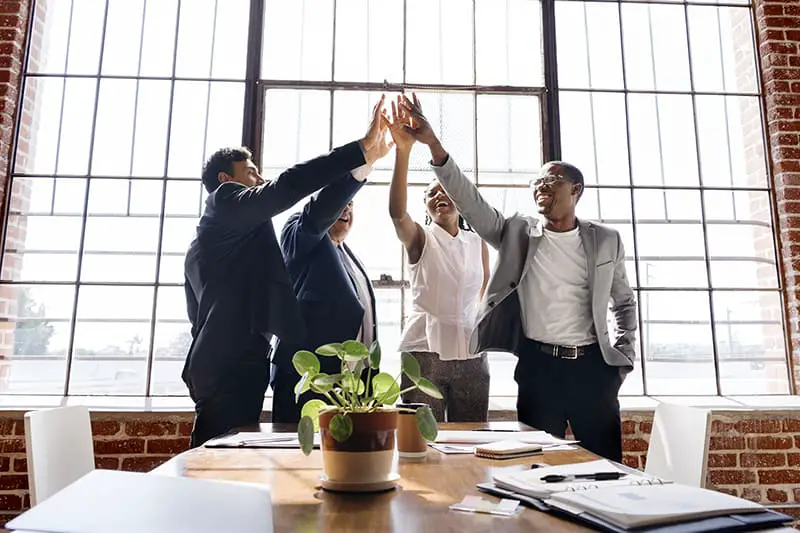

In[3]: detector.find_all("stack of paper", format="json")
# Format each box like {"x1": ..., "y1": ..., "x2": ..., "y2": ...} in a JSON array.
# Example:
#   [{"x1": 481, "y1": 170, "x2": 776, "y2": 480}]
[{"x1": 474, "y1": 440, "x2": 543, "y2": 460}]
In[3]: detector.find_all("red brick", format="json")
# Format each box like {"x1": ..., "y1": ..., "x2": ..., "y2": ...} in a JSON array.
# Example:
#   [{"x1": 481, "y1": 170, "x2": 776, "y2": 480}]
[
  {"x1": 758, "y1": 469, "x2": 800, "y2": 484},
  {"x1": 91, "y1": 420, "x2": 121, "y2": 436},
  {"x1": 789, "y1": 453, "x2": 800, "y2": 466},
  {"x1": 742, "y1": 487, "x2": 762, "y2": 502},
  {"x1": 95, "y1": 456, "x2": 120, "y2": 470},
  {"x1": 734, "y1": 419, "x2": 783, "y2": 433},
  {"x1": 709, "y1": 470, "x2": 756, "y2": 485},
  {"x1": 0, "y1": 457, "x2": 8, "y2": 472},
  {"x1": 748, "y1": 436, "x2": 794, "y2": 450},
  {"x1": 764, "y1": 16, "x2": 800, "y2": 29},
  {"x1": 708, "y1": 453, "x2": 737, "y2": 468},
  {"x1": 760, "y1": 4, "x2": 784, "y2": 16},
  {"x1": 622, "y1": 438, "x2": 648, "y2": 452},
  {"x1": 711, "y1": 420, "x2": 734, "y2": 433},
  {"x1": 0, "y1": 439, "x2": 24, "y2": 453},
  {"x1": 146, "y1": 437, "x2": 189, "y2": 455},
  {"x1": 793, "y1": 487, "x2": 800, "y2": 502},
  {"x1": 12, "y1": 457, "x2": 24, "y2": 473},
  {"x1": 93, "y1": 438, "x2": 145, "y2": 455},
  {"x1": 121, "y1": 456, "x2": 171, "y2": 473},
  {"x1": 0, "y1": 474, "x2": 27, "y2": 490},
  {"x1": 124, "y1": 421, "x2": 177, "y2": 437},
  {"x1": 0, "y1": 494, "x2": 22, "y2": 511},
  {"x1": 622, "y1": 455, "x2": 639, "y2": 469},
  {"x1": 766, "y1": 488, "x2": 789, "y2": 503},
  {"x1": 715, "y1": 488, "x2": 738, "y2": 497},
  {"x1": 710, "y1": 436, "x2": 745, "y2": 450},
  {"x1": 639, "y1": 421, "x2": 652, "y2": 434},
  {"x1": 178, "y1": 422, "x2": 193, "y2": 436},
  {"x1": 740, "y1": 452, "x2": 786, "y2": 468},
  {"x1": 622, "y1": 420, "x2": 636, "y2": 435},
  {"x1": 0, "y1": 3, "x2": 22, "y2": 15}
]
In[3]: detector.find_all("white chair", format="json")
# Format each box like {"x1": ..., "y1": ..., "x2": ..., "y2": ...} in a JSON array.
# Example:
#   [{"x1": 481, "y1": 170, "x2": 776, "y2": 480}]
[
  {"x1": 24, "y1": 405, "x2": 95, "y2": 506},
  {"x1": 645, "y1": 402, "x2": 711, "y2": 488}
]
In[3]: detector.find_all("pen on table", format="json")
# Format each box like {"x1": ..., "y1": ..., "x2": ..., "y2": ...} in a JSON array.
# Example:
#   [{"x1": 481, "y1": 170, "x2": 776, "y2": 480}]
[{"x1": 541, "y1": 472, "x2": 626, "y2": 483}]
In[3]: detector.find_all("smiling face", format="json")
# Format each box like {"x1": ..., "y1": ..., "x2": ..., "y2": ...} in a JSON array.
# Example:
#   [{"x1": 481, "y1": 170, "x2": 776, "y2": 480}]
[
  {"x1": 425, "y1": 180, "x2": 459, "y2": 227},
  {"x1": 531, "y1": 162, "x2": 582, "y2": 221},
  {"x1": 329, "y1": 201, "x2": 354, "y2": 244}
]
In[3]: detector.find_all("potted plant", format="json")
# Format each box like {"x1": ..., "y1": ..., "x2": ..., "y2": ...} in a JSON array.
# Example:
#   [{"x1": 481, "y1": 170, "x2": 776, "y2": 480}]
[{"x1": 292, "y1": 340, "x2": 442, "y2": 489}]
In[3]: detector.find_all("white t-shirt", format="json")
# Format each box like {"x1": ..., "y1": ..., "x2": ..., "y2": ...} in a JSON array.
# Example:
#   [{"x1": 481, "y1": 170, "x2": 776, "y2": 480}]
[
  {"x1": 398, "y1": 223, "x2": 484, "y2": 361},
  {"x1": 518, "y1": 226, "x2": 596, "y2": 346}
]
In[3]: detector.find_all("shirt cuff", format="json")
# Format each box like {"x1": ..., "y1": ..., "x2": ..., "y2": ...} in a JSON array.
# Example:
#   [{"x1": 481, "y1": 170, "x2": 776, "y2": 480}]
[
  {"x1": 429, "y1": 154, "x2": 450, "y2": 167},
  {"x1": 351, "y1": 163, "x2": 373, "y2": 182}
]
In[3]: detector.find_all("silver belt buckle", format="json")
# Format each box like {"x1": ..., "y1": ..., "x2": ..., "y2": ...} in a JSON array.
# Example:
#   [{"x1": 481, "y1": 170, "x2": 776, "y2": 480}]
[{"x1": 555, "y1": 345, "x2": 579, "y2": 359}]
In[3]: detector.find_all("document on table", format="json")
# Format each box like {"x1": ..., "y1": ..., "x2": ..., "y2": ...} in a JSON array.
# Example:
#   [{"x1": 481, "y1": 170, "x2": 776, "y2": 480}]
[
  {"x1": 434, "y1": 430, "x2": 578, "y2": 446},
  {"x1": 204, "y1": 432, "x2": 320, "y2": 449}
]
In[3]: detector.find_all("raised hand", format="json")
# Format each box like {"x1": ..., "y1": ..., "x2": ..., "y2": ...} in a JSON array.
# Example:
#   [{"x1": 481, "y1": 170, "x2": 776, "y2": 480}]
[
  {"x1": 387, "y1": 96, "x2": 416, "y2": 154},
  {"x1": 360, "y1": 94, "x2": 394, "y2": 165},
  {"x1": 400, "y1": 93, "x2": 438, "y2": 147}
]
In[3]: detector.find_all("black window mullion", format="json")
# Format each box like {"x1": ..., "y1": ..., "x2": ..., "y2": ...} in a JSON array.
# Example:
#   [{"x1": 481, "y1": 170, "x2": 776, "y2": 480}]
[
  {"x1": 541, "y1": 0, "x2": 561, "y2": 161},
  {"x1": 242, "y1": 0, "x2": 265, "y2": 159}
]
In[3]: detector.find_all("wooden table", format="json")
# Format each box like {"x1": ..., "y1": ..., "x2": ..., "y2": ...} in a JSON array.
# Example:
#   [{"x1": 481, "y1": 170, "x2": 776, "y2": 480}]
[{"x1": 152, "y1": 421, "x2": 601, "y2": 532}]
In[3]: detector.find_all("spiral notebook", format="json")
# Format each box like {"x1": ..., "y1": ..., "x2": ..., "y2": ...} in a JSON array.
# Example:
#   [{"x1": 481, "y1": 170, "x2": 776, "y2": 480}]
[{"x1": 492, "y1": 459, "x2": 670, "y2": 499}]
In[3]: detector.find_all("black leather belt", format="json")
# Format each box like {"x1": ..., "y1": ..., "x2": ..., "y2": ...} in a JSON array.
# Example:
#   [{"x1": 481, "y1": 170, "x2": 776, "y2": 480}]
[{"x1": 535, "y1": 341, "x2": 596, "y2": 360}]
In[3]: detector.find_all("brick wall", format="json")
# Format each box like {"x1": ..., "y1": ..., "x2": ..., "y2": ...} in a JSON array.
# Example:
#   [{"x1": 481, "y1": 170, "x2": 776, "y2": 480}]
[
  {"x1": 0, "y1": 410, "x2": 796, "y2": 526},
  {"x1": 757, "y1": 0, "x2": 800, "y2": 383}
]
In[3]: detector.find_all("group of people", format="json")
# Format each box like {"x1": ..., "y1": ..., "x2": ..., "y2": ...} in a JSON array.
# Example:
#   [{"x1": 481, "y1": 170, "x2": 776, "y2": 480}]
[{"x1": 181, "y1": 93, "x2": 638, "y2": 462}]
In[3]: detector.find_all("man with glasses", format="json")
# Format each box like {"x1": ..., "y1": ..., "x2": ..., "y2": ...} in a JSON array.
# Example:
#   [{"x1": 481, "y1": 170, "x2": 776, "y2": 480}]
[{"x1": 396, "y1": 93, "x2": 637, "y2": 462}]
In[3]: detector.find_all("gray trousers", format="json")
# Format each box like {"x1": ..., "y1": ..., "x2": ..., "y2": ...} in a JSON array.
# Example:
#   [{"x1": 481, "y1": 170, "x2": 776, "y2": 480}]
[{"x1": 400, "y1": 351, "x2": 490, "y2": 423}]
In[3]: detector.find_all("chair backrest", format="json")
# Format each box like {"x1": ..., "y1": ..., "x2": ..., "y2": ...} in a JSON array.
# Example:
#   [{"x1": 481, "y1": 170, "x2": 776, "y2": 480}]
[
  {"x1": 24, "y1": 405, "x2": 95, "y2": 506},
  {"x1": 645, "y1": 402, "x2": 711, "y2": 487}
]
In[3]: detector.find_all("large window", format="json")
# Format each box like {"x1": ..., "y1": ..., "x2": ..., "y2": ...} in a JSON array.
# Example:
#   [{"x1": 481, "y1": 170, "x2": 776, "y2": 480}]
[{"x1": 0, "y1": 0, "x2": 788, "y2": 398}]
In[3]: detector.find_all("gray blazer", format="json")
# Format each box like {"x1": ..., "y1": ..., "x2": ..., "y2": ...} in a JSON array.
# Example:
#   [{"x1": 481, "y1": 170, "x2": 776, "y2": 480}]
[{"x1": 432, "y1": 156, "x2": 638, "y2": 373}]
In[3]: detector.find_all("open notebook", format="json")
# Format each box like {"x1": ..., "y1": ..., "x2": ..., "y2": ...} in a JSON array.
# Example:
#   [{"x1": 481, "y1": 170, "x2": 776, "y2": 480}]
[
  {"x1": 493, "y1": 459, "x2": 668, "y2": 499},
  {"x1": 474, "y1": 440, "x2": 543, "y2": 459}
]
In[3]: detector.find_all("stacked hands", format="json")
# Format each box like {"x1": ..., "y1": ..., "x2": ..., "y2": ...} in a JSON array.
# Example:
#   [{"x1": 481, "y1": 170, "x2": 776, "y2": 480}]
[{"x1": 359, "y1": 93, "x2": 448, "y2": 166}]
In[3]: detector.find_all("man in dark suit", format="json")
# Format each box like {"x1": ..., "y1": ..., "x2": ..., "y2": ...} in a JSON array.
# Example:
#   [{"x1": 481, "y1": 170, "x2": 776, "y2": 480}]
[
  {"x1": 271, "y1": 180, "x2": 377, "y2": 422},
  {"x1": 183, "y1": 96, "x2": 392, "y2": 447}
]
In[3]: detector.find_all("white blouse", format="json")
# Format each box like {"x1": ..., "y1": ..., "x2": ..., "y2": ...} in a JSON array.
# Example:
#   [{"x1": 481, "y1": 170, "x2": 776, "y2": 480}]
[{"x1": 398, "y1": 223, "x2": 484, "y2": 361}]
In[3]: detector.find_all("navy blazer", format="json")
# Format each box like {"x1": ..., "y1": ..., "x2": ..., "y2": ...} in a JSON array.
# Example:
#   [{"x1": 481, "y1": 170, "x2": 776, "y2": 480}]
[
  {"x1": 182, "y1": 141, "x2": 366, "y2": 399},
  {"x1": 273, "y1": 173, "x2": 377, "y2": 369}
]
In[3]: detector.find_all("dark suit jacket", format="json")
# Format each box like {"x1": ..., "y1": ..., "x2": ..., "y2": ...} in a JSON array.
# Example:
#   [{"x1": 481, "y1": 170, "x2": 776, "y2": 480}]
[
  {"x1": 273, "y1": 173, "x2": 377, "y2": 371},
  {"x1": 182, "y1": 141, "x2": 366, "y2": 399}
]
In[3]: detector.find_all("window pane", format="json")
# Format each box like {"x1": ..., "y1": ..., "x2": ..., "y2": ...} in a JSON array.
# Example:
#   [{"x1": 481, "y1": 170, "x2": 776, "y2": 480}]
[
  {"x1": 261, "y1": 0, "x2": 334, "y2": 81},
  {"x1": 70, "y1": 286, "x2": 154, "y2": 395},
  {"x1": 560, "y1": 92, "x2": 630, "y2": 186},
  {"x1": 211, "y1": 0, "x2": 250, "y2": 79},
  {"x1": 149, "y1": 286, "x2": 190, "y2": 395},
  {"x1": 139, "y1": 0, "x2": 179, "y2": 77},
  {"x1": 2, "y1": 215, "x2": 82, "y2": 282},
  {"x1": 476, "y1": 95, "x2": 541, "y2": 185},
  {"x1": 27, "y1": 0, "x2": 72, "y2": 74},
  {"x1": 406, "y1": 0, "x2": 474, "y2": 85},
  {"x1": 66, "y1": 0, "x2": 106, "y2": 75},
  {"x1": 628, "y1": 94, "x2": 699, "y2": 187},
  {"x1": 333, "y1": 0, "x2": 403, "y2": 83},
  {"x1": 175, "y1": 0, "x2": 217, "y2": 79},
  {"x1": 639, "y1": 290, "x2": 717, "y2": 395},
  {"x1": 58, "y1": 78, "x2": 98, "y2": 176},
  {"x1": 332, "y1": 90, "x2": 400, "y2": 174},
  {"x1": 714, "y1": 291, "x2": 789, "y2": 395},
  {"x1": 101, "y1": 0, "x2": 145, "y2": 76},
  {"x1": 621, "y1": 4, "x2": 691, "y2": 92},
  {"x1": 476, "y1": 0, "x2": 543, "y2": 86},
  {"x1": 688, "y1": 7, "x2": 758, "y2": 94},
  {"x1": 0, "y1": 284, "x2": 74, "y2": 395},
  {"x1": 132, "y1": 81, "x2": 172, "y2": 178},
  {"x1": 262, "y1": 89, "x2": 331, "y2": 179},
  {"x1": 92, "y1": 79, "x2": 138, "y2": 177},
  {"x1": 14, "y1": 77, "x2": 64, "y2": 174},
  {"x1": 556, "y1": 2, "x2": 623, "y2": 90}
]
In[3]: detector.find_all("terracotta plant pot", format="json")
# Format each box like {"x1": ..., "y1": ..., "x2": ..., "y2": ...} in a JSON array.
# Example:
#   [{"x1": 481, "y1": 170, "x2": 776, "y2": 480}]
[{"x1": 318, "y1": 409, "x2": 398, "y2": 484}]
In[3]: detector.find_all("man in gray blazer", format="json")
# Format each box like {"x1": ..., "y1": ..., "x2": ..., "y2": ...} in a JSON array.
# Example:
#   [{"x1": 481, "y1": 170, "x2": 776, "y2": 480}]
[{"x1": 398, "y1": 94, "x2": 637, "y2": 461}]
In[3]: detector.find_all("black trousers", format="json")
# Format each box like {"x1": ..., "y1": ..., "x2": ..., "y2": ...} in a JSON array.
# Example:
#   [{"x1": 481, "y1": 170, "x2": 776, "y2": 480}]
[
  {"x1": 188, "y1": 341, "x2": 271, "y2": 448},
  {"x1": 515, "y1": 338, "x2": 623, "y2": 462}
]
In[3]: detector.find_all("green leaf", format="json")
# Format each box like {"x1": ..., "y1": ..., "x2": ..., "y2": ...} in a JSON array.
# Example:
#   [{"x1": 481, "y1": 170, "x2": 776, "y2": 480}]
[
  {"x1": 294, "y1": 372, "x2": 311, "y2": 402},
  {"x1": 415, "y1": 405, "x2": 438, "y2": 441},
  {"x1": 313, "y1": 373, "x2": 343, "y2": 387},
  {"x1": 329, "y1": 413, "x2": 353, "y2": 442},
  {"x1": 341, "y1": 377, "x2": 366, "y2": 395},
  {"x1": 292, "y1": 350, "x2": 320, "y2": 376},
  {"x1": 298, "y1": 416, "x2": 315, "y2": 456},
  {"x1": 300, "y1": 399, "x2": 328, "y2": 432},
  {"x1": 316, "y1": 343, "x2": 344, "y2": 357},
  {"x1": 342, "y1": 340, "x2": 369, "y2": 358},
  {"x1": 401, "y1": 352, "x2": 421, "y2": 384},
  {"x1": 372, "y1": 372, "x2": 400, "y2": 405},
  {"x1": 416, "y1": 377, "x2": 443, "y2": 400},
  {"x1": 368, "y1": 340, "x2": 381, "y2": 370}
]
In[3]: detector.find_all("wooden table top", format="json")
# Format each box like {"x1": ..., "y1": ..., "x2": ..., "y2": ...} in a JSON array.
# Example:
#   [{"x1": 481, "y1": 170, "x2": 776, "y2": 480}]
[{"x1": 153, "y1": 421, "x2": 600, "y2": 532}]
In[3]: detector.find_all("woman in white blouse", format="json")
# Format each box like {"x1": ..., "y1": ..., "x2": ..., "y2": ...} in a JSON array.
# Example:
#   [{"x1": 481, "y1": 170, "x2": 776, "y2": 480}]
[{"x1": 387, "y1": 95, "x2": 490, "y2": 422}]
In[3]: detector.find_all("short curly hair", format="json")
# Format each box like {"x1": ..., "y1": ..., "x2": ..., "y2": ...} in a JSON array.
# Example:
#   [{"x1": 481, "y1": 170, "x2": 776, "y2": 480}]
[{"x1": 201, "y1": 147, "x2": 253, "y2": 193}]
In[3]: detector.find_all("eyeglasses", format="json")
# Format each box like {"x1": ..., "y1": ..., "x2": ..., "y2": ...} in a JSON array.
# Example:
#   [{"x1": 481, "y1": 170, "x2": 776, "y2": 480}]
[{"x1": 530, "y1": 175, "x2": 568, "y2": 188}]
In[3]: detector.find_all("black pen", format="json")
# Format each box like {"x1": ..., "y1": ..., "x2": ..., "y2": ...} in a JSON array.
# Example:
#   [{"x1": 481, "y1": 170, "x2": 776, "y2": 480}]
[{"x1": 541, "y1": 472, "x2": 626, "y2": 483}]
